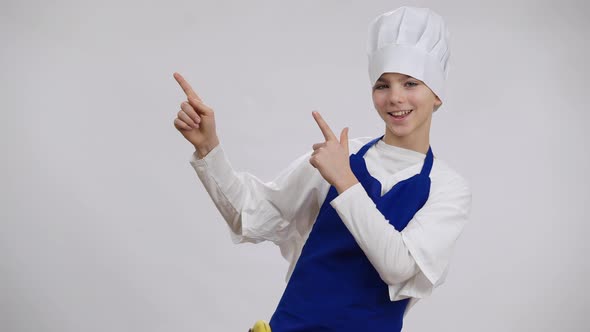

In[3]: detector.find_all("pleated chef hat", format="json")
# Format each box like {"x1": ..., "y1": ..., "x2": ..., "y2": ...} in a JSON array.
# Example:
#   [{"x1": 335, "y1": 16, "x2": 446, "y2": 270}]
[{"x1": 367, "y1": 6, "x2": 451, "y2": 111}]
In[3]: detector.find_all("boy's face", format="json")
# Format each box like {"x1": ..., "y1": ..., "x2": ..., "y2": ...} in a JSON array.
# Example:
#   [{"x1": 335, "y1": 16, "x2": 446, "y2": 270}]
[{"x1": 372, "y1": 72, "x2": 442, "y2": 144}]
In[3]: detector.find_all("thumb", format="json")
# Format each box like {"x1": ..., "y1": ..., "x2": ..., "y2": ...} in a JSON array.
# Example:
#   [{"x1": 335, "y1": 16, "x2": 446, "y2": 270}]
[{"x1": 340, "y1": 127, "x2": 349, "y2": 152}]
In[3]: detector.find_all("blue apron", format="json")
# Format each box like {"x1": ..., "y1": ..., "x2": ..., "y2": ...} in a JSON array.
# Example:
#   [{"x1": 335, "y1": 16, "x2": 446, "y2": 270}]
[{"x1": 269, "y1": 136, "x2": 434, "y2": 332}]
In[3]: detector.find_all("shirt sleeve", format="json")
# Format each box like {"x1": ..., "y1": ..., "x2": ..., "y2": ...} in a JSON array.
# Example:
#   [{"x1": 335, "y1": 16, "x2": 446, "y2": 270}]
[
  {"x1": 398, "y1": 175, "x2": 472, "y2": 297},
  {"x1": 330, "y1": 183, "x2": 420, "y2": 286},
  {"x1": 189, "y1": 144, "x2": 329, "y2": 247},
  {"x1": 330, "y1": 175, "x2": 472, "y2": 301}
]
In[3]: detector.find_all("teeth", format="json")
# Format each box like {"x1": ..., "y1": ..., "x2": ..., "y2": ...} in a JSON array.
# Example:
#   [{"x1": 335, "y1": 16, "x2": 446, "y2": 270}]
[{"x1": 390, "y1": 110, "x2": 412, "y2": 116}]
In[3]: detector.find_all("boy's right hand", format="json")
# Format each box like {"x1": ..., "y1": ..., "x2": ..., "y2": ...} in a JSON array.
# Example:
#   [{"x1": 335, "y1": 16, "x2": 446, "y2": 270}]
[{"x1": 173, "y1": 72, "x2": 219, "y2": 158}]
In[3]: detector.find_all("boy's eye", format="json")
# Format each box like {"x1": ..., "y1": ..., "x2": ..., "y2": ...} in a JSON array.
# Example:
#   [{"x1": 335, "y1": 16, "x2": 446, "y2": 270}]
[{"x1": 374, "y1": 82, "x2": 418, "y2": 90}]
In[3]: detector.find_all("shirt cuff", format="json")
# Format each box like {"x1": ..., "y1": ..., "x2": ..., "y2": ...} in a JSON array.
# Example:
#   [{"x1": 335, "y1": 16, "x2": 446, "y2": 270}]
[
  {"x1": 189, "y1": 144, "x2": 237, "y2": 194},
  {"x1": 189, "y1": 143, "x2": 222, "y2": 166},
  {"x1": 329, "y1": 182, "x2": 366, "y2": 208}
]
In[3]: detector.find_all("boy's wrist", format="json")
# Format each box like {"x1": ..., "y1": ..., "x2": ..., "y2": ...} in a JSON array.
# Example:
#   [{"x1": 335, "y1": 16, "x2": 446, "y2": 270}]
[
  {"x1": 194, "y1": 138, "x2": 220, "y2": 159},
  {"x1": 334, "y1": 172, "x2": 360, "y2": 194}
]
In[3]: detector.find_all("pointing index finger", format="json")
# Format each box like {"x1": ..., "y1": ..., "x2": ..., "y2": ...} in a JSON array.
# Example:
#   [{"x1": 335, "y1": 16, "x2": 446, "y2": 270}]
[
  {"x1": 313, "y1": 111, "x2": 337, "y2": 141},
  {"x1": 173, "y1": 72, "x2": 203, "y2": 102}
]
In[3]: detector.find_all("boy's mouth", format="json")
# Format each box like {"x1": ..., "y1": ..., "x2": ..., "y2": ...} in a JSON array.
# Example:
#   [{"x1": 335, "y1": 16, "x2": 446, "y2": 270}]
[{"x1": 388, "y1": 109, "x2": 413, "y2": 119}]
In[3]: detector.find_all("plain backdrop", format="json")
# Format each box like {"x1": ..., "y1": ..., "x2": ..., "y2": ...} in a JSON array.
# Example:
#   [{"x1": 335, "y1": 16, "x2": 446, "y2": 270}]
[{"x1": 2, "y1": 0, "x2": 589, "y2": 331}]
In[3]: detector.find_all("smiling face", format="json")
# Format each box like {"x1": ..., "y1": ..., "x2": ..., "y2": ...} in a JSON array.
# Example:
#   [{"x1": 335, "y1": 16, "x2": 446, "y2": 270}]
[{"x1": 372, "y1": 72, "x2": 442, "y2": 154}]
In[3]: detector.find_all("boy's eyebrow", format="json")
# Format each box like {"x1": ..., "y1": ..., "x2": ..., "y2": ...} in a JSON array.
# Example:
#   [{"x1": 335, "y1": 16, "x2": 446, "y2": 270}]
[{"x1": 376, "y1": 74, "x2": 412, "y2": 83}]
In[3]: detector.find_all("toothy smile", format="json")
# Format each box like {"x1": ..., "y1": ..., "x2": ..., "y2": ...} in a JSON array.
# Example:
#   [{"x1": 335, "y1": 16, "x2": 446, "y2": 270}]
[{"x1": 388, "y1": 110, "x2": 413, "y2": 118}]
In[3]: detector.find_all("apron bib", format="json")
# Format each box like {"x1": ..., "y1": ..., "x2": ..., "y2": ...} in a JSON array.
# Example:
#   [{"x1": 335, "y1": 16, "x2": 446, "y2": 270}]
[{"x1": 269, "y1": 136, "x2": 434, "y2": 332}]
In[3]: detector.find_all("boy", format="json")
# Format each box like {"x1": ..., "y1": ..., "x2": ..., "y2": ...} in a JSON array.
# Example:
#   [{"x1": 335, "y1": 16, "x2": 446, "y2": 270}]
[{"x1": 173, "y1": 6, "x2": 471, "y2": 331}]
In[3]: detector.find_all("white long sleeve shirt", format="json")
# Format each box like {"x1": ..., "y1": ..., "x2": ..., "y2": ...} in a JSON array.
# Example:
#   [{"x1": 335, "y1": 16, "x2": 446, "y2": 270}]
[{"x1": 190, "y1": 136, "x2": 472, "y2": 315}]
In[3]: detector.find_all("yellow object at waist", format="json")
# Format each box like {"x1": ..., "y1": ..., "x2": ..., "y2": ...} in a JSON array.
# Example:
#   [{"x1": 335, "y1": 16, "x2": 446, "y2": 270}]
[{"x1": 249, "y1": 320, "x2": 271, "y2": 332}]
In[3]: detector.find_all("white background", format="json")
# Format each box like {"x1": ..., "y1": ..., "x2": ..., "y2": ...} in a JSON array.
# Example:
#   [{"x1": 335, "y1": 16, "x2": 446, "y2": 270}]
[{"x1": 2, "y1": 0, "x2": 589, "y2": 331}]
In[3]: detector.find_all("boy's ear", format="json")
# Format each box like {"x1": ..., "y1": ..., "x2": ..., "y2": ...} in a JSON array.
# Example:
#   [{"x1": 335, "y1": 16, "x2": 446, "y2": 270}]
[{"x1": 433, "y1": 95, "x2": 442, "y2": 112}]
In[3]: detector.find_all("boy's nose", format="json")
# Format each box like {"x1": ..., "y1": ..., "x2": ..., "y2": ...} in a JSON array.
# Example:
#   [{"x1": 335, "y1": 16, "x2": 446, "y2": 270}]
[{"x1": 388, "y1": 88, "x2": 406, "y2": 104}]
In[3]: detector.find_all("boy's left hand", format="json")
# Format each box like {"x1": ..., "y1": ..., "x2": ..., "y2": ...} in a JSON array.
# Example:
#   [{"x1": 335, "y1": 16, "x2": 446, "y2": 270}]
[{"x1": 309, "y1": 111, "x2": 359, "y2": 194}]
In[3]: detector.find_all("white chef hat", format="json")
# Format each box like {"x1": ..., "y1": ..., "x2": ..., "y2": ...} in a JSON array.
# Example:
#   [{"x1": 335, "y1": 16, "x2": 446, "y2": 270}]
[{"x1": 367, "y1": 6, "x2": 451, "y2": 111}]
